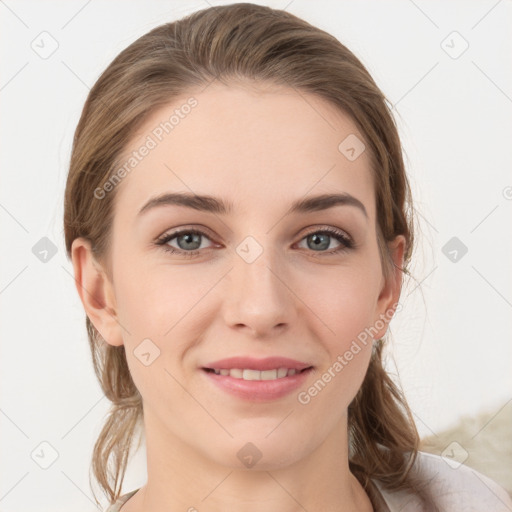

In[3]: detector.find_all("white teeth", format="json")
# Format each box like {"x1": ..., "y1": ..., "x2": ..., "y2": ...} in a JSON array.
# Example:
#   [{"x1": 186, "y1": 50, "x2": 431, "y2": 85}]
[
  {"x1": 277, "y1": 367, "x2": 288, "y2": 378},
  {"x1": 230, "y1": 368, "x2": 243, "y2": 379},
  {"x1": 242, "y1": 369, "x2": 261, "y2": 380},
  {"x1": 260, "y1": 369, "x2": 277, "y2": 380},
  {"x1": 211, "y1": 367, "x2": 304, "y2": 380}
]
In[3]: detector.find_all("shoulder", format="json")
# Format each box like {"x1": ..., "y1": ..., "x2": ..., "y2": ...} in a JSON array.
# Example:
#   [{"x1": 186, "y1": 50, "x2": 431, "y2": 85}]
[{"x1": 375, "y1": 451, "x2": 512, "y2": 512}]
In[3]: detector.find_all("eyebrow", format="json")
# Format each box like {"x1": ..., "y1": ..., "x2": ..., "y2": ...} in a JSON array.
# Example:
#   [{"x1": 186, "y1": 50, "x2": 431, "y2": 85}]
[{"x1": 137, "y1": 192, "x2": 367, "y2": 218}]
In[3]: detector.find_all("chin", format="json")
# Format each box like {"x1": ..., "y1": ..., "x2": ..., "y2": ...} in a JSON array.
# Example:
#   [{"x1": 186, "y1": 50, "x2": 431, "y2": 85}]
[{"x1": 209, "y1": 434, "x2": 309, "y2": 472}]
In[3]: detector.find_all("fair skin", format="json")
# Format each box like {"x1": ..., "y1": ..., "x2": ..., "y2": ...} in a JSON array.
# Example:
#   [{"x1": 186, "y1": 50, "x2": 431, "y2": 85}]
[{"x1": 72, "y1": 81, "x2": 404, "y2": 512}]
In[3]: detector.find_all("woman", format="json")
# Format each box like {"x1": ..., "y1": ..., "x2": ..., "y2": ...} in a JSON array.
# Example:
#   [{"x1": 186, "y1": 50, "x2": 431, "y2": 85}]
[{"x1": 64, "y1": 3, "x2": 512, "y2": 511}]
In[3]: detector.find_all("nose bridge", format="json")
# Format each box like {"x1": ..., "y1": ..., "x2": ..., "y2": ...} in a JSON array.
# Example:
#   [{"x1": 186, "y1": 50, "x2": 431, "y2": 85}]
[{"x1": 223, "y1": 234, "x2": 295, "y2": 335}]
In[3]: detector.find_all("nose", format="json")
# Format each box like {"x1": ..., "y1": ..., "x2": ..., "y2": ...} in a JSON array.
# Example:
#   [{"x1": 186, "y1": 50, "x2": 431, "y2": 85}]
[{"x1": 221, "y1": 241, "x2": 297, "y2": 339}]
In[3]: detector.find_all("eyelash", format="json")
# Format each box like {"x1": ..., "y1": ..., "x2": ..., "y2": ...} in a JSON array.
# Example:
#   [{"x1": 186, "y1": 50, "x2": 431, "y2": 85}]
[{"x1": 155, "y1": 227, "x2": 354, "y2": 259}]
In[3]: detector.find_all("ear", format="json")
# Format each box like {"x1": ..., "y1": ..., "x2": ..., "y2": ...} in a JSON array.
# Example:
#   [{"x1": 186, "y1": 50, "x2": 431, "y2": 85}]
[
  {"x1": 70, "y1": 237, "x2": 124, "y2": 346},
  {"x1": 372, "y1": 234, "x2": 406, "y2": 339}
]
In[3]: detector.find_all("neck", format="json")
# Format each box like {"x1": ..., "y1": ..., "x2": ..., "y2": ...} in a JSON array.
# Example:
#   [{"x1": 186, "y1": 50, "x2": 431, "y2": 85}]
[{"x1": 128, "y1": 408, "x2": 373, "y2": 512}]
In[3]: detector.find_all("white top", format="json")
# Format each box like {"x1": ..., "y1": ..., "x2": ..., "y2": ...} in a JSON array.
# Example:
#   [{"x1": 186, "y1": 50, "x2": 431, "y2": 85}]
[
  {"x1": 105, "y1": 451, "x2": 512, "y2": 511},
  {"x1": 372, "y1": 451, "x2": 512, "y2": 511}
]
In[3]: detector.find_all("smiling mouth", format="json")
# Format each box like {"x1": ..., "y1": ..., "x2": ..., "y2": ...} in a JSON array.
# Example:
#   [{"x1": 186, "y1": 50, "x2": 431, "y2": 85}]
[{"x1": 202, "y1": 367, "x2": 313, "y2": 381}]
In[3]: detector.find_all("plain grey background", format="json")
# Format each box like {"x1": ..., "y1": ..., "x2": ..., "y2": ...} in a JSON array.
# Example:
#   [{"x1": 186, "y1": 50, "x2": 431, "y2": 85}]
[{"x1": 1, "y1": 1, "x2": 511, "y2": 510}]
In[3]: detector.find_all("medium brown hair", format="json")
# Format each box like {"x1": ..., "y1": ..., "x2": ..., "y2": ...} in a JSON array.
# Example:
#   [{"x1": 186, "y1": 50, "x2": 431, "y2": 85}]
[{"x1": 64, "y1": 3, "x2": 433, "y2": 508}]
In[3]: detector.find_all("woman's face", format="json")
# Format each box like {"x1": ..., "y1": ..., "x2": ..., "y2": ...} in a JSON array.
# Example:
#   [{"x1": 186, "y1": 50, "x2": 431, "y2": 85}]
[{"x1": 76, "y1": 80, "x2": 403, "y2": 470}]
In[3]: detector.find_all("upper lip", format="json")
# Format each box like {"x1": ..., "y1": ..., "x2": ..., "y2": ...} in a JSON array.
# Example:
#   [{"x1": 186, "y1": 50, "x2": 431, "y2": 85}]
[{"x1": 203, "y1": 356, "x2": 312, "y2": 371}]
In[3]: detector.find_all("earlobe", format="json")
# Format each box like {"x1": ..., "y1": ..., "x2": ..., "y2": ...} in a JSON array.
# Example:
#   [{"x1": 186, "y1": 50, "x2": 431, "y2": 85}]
[
  {"x1": 373, "y1": 235, "x2": 406, "y2": 339},
  {"x1": 70, "y1": 237, "x2": 124, "y2": 347}
]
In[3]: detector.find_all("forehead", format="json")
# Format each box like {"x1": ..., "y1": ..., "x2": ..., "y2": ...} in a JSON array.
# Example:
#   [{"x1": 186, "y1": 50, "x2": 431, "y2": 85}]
[{"x1": 113, "y1": 80, "x2": 375, "y2": 221}]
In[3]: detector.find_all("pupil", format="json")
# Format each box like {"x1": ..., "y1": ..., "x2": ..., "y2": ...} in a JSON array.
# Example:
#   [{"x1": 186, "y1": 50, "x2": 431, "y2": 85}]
[
  {"x1": 309, "y1": 233, "x2": 329, "y2": 251},
  {"x1": 179, "y1": 233, "x2": 201, "y2": 250}
]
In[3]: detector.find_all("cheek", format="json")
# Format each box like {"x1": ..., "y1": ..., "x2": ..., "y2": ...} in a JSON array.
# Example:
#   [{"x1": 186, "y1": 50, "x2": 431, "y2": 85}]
[
  {"x1": 299, "y1": 265, "x2": 381, "y2": 401},
  {"x1": 113, "y1": 262, "x2": 220, "y2": 393},
  {"x1": 296, "y1": 270, "x2": 378, "y2": 415},
  {"x1": 114, "y1": 254, "x2": 215, "y2": 336},
  {"x1": 307, "y1": 264, "x2": 383, "y2": 341}
]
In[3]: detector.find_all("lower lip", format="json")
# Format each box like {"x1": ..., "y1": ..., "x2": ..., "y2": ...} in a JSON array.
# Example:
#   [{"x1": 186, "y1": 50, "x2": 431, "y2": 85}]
[{"x1": 201, "y1": 368, "x2": 313, "y2": 402}]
